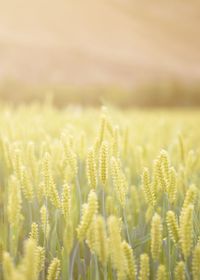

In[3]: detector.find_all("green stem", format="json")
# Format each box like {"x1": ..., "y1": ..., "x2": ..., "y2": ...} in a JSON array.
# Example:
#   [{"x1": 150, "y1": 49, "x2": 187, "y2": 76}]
[
  {"x1": 103, "y1": 264, "x2": 108, "y2": 280},
  {"x1": 102, "y1": 189, "x2": 106, "y2": 219},
  {"x1": 123, "y1": 208, "x2": 131, "y2": 244},
  {"x1": 94, "y1": 255, "x2": 99, "y2": 280},
  {"x1": 70, "y1": 242, "x2": 79, "y2": 280}
]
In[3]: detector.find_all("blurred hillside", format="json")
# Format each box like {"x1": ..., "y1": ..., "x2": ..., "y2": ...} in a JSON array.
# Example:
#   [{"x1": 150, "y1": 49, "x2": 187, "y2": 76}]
[{"x1": 0, "y1": 0, "x2": 200, "y2": 106}]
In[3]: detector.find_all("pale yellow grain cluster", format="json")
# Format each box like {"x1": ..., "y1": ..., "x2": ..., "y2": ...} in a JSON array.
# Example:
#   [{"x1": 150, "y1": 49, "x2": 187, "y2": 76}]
[
  {"x1": 166, "y1": 211, "x2": 179, "y2": 244},
  {"x1": 99, "y1": 141, "x2": 109, "y2": 186},
  {"x1": 139, "y1": 254, "x2": 150, "y2": 280},
  {"x1": 108, "y1": 216, "x2": 126, "y2": 280},
  {"x1": 111, "y1": 157, "x2": 127, "y2": 208},
  {"x1": 192, "y1": 245, "x2": 200, "y2": 280},
  {"x1": 47, "y1": 258, "x2": 60, "y2": 280},
  {"x1": 77, "y1": 190, "x2": 98, "y2": 241},
  {"x1": 142, "y1": 167, "x2": 156, "y2": 207},
  {"x1": 174, "y1": 261, "x2": 185, "y2": 280},
  {"x1": 87, "y1": 148, "x2": 97, "y2": 189}
]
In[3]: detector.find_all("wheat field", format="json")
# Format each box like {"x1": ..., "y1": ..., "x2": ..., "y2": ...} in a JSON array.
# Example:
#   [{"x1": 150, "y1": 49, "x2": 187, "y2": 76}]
[{"x1": 0, "y1": 104, "x2": 200, "y2": 280}]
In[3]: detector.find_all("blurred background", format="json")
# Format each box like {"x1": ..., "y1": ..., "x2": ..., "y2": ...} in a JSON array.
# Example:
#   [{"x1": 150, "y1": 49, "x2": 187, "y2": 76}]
[{"x1": 0, "y1": 0, "x2": 200, "y2": 107}]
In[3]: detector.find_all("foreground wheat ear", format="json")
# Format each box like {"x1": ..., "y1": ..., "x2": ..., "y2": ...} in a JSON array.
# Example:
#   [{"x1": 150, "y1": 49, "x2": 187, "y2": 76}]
[{"x1": 1, "y1": 105, "x2": 200, "y2": 279}]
